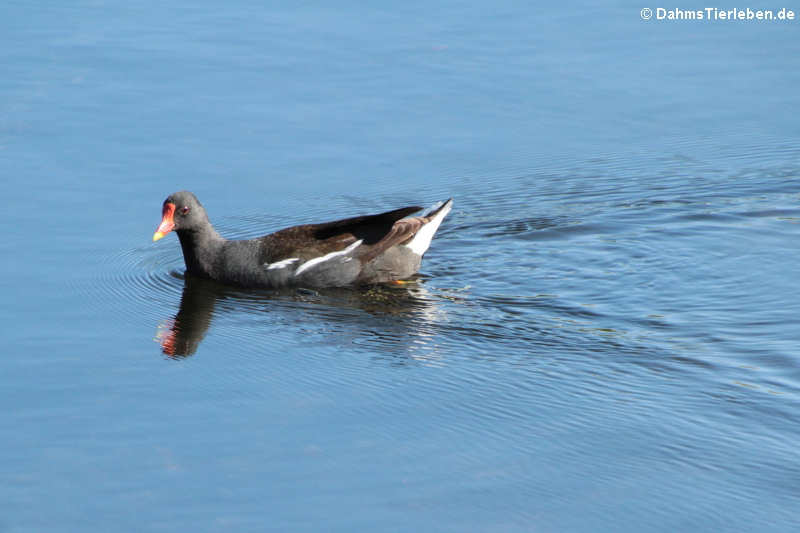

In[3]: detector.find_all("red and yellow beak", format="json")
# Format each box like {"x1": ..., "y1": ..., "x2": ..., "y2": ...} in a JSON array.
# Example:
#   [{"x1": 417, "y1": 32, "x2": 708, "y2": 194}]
[{"x1": 153, "y1": 202, "x2": 176, "y2": 242}]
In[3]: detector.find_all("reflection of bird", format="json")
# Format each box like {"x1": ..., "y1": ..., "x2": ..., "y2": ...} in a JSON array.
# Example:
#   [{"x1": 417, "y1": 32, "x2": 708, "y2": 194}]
[
  {"x1": 155, "y1": 276, "x2": 219, "y2": 357},
  {"x1": 154, "y1": 274, "x2": 452, "y2": 358},
  {"x1": 152, "y1": 191, "x2": 452, "y2": 288}
]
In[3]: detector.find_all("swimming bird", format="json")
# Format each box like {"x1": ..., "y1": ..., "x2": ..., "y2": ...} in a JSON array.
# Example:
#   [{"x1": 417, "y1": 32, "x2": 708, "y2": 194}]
[{"x1": 152, "y1": 191, "x2": 452, "y2": 288}]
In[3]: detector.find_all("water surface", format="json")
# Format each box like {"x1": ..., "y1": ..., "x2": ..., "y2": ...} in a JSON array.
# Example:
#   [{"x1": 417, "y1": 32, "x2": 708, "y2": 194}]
[{"x1": 2, "y1": 2, "x2": 800, "y2": 532}]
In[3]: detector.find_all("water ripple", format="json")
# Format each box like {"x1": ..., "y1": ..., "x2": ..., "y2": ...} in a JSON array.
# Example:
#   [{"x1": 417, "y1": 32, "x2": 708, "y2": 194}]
[
  {"x1": 79, "y1": 241, "x2": 185, "y2": 324},
  {"x1": 81, "y1": 151, "x2": 800, "y2": 406}
]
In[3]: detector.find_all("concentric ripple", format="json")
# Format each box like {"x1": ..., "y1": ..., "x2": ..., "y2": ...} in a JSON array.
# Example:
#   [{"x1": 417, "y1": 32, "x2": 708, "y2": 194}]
[{"x1": 77, "y1": 240, "x2": 185, "y2": 325}]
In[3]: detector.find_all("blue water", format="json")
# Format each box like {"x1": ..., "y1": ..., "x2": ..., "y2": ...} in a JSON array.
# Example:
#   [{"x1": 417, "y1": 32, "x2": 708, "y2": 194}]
[{"x1": 2, "y1": 2, "x2": 800, "y2": 532}]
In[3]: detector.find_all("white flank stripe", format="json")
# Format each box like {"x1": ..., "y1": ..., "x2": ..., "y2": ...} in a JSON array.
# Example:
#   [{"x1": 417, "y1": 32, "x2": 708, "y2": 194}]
[
  {"x1": 406, "y1": 200, "x2": 452, "y2": 256},
  {"x1": 266, "y1": 257, "x2": 299, "y2": 270},
  {"x1": 294, "y1": 240, "x2": 363, "y2": 277}
]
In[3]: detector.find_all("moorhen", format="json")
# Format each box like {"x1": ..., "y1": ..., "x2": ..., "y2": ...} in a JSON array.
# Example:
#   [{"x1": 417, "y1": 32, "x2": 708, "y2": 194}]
[{"x1": 152, "y1": 191, "x2": 453, "y2": 288}]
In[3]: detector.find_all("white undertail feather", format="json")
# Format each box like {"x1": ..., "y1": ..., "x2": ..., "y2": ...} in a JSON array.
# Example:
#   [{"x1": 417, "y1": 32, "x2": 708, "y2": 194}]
[
  {"x1": 406, "y1": 199, "x2": 453, "y2": 256},
  {"x1": 294, "y1": 239, "x2": 363, "y2": 277}
]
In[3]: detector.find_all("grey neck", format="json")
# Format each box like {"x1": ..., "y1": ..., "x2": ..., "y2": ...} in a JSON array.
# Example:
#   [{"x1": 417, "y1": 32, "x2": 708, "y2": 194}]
[{"x1": 176, "y1": 225, "x2": 225, "y2": 278}]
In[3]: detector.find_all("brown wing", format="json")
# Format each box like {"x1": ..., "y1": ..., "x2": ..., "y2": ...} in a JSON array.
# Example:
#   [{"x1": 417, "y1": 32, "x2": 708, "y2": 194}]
[
  {"x1": 258, "y1": 205, "x2": 423, "y2": 262},
  {"x1": 311, "y1": 206, "x2": 423, "y2": 244},
  {"x1": 357, "y1": 217, "x2": 426, "y2": 264}
]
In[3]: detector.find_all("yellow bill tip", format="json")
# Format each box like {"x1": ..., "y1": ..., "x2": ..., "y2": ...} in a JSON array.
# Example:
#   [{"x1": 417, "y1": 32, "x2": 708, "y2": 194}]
[{"x1": 152, "y1": 231, "x2": 165, "y2": 242}]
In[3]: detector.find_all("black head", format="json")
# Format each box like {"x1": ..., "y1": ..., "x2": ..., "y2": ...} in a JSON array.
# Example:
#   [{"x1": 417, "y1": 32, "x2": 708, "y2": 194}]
[{"x1": 152, "y1": 191, "x2": 210, "y2": 241}]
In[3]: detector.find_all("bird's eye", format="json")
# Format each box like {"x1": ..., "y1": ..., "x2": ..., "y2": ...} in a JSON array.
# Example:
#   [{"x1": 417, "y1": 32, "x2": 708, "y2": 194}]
[{"x1": 180, "y1": 206, "x2": 190, "y2": 215}]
